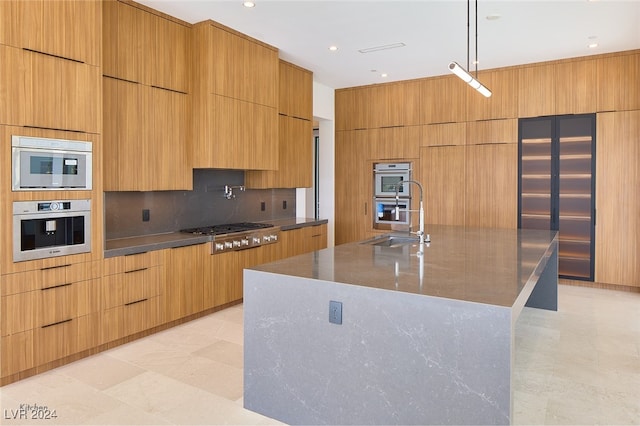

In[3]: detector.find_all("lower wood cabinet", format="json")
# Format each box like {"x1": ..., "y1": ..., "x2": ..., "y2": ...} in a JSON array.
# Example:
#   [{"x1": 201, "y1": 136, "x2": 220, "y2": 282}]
[
  {"x1": 279, "y1": 225, "x2": 328, "y2": 258},
  {"x1": 0, "y1": 261, "x2": 102, "y2": 380},
  {"x1": 165, "y1": 244, "x2": 206, "y2": 322},
  {"x1": 101, "y1": 251, "x2": 164, "y2": 343}
]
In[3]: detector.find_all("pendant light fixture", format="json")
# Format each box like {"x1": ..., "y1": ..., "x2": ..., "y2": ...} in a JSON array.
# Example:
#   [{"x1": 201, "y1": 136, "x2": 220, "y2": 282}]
[{"x1": 449, "y1": 0, "x2": 492, "y2": 97}]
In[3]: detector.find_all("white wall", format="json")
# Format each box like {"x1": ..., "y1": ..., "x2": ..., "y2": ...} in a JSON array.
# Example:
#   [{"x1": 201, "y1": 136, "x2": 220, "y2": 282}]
[{"x1": 296, "y1": 81, "x2": 335, "y2": 247}]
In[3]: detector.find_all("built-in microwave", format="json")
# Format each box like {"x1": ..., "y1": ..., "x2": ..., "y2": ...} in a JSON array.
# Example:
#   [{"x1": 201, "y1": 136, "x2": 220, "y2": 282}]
[
  {"x1": 13, "y1": 200, "x2": 91, "y2": 262},
  {"x1": 12, "y1": 136, "x2": 93, "y2": 190},
  {"x1": 374, "y1": 162, "x2": 411, "y2": 198}
]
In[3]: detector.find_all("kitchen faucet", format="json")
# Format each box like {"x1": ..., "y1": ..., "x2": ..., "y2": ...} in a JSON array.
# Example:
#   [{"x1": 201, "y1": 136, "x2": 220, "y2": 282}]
[
  {"x1": 224, "y1": 185, "x2": 245, "y2": 200},
  {"x1": 395, "y1": 180, "x2": 429, "y2": 246}
]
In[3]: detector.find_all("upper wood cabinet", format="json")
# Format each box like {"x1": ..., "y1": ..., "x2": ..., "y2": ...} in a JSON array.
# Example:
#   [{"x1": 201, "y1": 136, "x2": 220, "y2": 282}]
[
  {"x1": 518, "y1": 64, "x2": 556, "y2": 118},
  {"x1": 465, "y1": 119, "x2": 517, "y2": 145},
  {"x1": 190, "y1": 20, "x2": 279, "y2": 170},
  {"x1": 245, "y1": 115, "x2": 312, "y2": 188},
  {"x1": 466, "y1": 67, "x2": 518, "y2": 121},
  {"x1": 0, "y1": 45, "x2": 100, "y2": 132},
  {"x1": 597, "y1": 52, "x2": 640, "y2": 112},
  {"x1": 192, "y1": 20, "x2": 278, "y2": 107},
  {"x1": 368, "y1": 126, "x2": 420, "y2": 160},
  {"x1": 555, "y1": 59, "x2": 597, "y2": 115},
  {"x1": 335, "y1": 81, "x2": 420, "y2": 130},
  {"x1": 420, "y1": 75, "x2": 467, "y2": 124},
  {"x1": 103, "y1": 78, "x2": 192, "y2": 191},
  {"x1": 102, "y1": 0, "x2": 151, "y2": 84},
  {"x1": 279, "y1": 60, "x2": 313, "y2": 119},
  {"x1": 421, "y1": 122, "x2": 466, "y2": 147},
  {"x1": 102, "y1": 0, "x2": 190, "y2": 93},
  {"x1": 0, "y1": 0, "x2": 101, "y2": 66}
]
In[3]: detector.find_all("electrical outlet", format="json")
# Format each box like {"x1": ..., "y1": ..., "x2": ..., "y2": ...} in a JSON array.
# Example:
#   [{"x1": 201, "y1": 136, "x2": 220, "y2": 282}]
[
  {"x1": 260, "y1": 201, "x2": 266, "y2": 211},
  {"x1": 282, "y1": 200, "x2": 287, "y2": 210},
  {"x1": 329, "y1": 300, "x2": 342, "y2": 325},
  {"x1": 142, "y1": 209, "x2": 150, "y2": 222}
]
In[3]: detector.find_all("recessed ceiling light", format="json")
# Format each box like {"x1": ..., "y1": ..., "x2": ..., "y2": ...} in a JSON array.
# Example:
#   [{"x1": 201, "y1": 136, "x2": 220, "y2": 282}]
[
  {"x1": 486, "y1": 14, "x2": 501, "y2": 21},
  {"x1": 588, "y1": 43, "x2": 599, "y2": 48},
  {"x1": 328, "y1": 45, "x2": 338, "y2": 52},
  {"x1": 381, "y1": 73, "x2": 388, "y2": 78},
  {"x1": 243, "y1": 1, "x2": 255, "y2": 8}
]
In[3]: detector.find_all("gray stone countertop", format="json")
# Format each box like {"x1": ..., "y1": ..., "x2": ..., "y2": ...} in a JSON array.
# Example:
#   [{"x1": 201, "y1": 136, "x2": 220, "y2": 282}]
[
  {"x1": 249, "y1": 224, "x2": 558, "y2": 308},
  {"x1": 104, "y1": 217, "x2": 327, "y2": 258}
]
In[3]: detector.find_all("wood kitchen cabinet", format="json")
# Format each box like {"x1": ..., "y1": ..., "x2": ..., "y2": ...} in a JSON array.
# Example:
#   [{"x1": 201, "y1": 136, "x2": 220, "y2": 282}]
[
  {"x1": 335, "y1": 130, "x2": 372, "y2": 245},
  {"x1": 597, "y1": 52, "x2": 640, "y2": 112},
  {"x1": 0, "y1": 0, "x2": 101, "y2": 66},
  {"x1": 368, "y1": 125, "x2": 420, "y2": 160},
  {"x1": 466, "y1": 67, "x2": 519, "y2": 121},
  {"x1": 595, "y1": 111, "x2": 640, "y2": 288},
  {"x1": 279, "y1": 225, "x2": 328, "y2": 258},
  {"x1": 165, "y1": 244, "x2": 206, "y2": 322},
  {"x1": 466, "y1": 119, "x2": 517, "y2": 145},
  {"x1": 335, "y1": 81, "x2": 420, "y2": 130},
  {"x1": 466, "y1": 143, "x2": 518, "y2": 229},
  {"x1": 420, "y1": 75, "x2": 467, "y2": 124},
  {"x1": 421, "y1": 122, "x2": 466, "y2": 147},
  {"x1": 0, "y1": 45, "x2": 100, "y2": 132},
  {"x1": 246, "y1": 60, "x2": 314, "y2": 188},
  {"x1": 555, "y1": 59, "x2": 597, "y2": 115},
  {"x1": 417, "y1": 146, "x2": 466, "y2": 226},
  {"x1": 0, "y1": 261, "x2": 102, "y2": 381},
  {"x1": 190, "y1": 21, "x2": 279, "y2": 170},
  {"x1": 205, "y1": 250, "x2": 241, "y2": 309},
  {"x1": 103, "y1": 0, "x2": 190, "y2": 93},
  {"x1": 102, "y1": 251, "x2": 164, "y2": 343},
  {"x1": 518, "y1": 64, "x2": 556, "y2": 118},
  {"x1": 103, "y1": 77, "x2": 191, "y2": 191}
]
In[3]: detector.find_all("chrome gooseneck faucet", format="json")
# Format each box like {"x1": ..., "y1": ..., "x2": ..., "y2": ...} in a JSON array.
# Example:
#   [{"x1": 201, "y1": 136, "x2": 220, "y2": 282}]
[{"x1": 395, "y1": 180, "x2": 429, "y2": 246}]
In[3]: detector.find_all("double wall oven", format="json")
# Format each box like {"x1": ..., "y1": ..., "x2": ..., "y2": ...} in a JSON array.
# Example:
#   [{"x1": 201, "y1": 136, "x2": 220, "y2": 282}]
[{"x1": 373, "y1": 162, "x2": 413, "y2": 230}]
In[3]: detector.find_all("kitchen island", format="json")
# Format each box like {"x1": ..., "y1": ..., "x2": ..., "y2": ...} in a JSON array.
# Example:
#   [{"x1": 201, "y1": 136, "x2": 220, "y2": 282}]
[{"x1": 243, "y1": 225, "x2": 558, "y2": 425}]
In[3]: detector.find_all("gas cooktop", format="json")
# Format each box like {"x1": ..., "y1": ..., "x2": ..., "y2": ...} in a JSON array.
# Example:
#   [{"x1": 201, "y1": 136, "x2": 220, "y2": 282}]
[{"x1": 180, "y1": 222, "x2": 274, "y2": 236}]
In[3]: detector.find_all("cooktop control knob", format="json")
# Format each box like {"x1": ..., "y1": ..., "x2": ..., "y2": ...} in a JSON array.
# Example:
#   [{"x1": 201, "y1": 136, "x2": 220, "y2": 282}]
[
  {"x1": 224, "y1": 241, "x2": 233, "y2": 249},
  {"x1": 232, "y1": 240, "x2": 241, "y2": 248},
  {"x1": 241, "y1": 238, "x2": 250, "y2": 246},
  {"x1": 252, "y1": 237, "x2": 261, "y2": 244},
  {"x1": 215, "y1": 242, "x2": 225, "y2": 251}
]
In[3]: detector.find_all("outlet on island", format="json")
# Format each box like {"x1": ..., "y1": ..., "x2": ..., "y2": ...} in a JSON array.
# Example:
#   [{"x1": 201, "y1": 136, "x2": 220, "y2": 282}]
[
  {"x1": 329, "y1": 300, "x2": 342, "y2": 325},
  {"x1": 282, "y1": 200, "x2": 287, "y2": 210},
  {"x1": 261, "y1": 201, "x2": 266, "y2": 211},
  {"x1": 142, "y1": 209, "x2": 150, "y2": 222}
]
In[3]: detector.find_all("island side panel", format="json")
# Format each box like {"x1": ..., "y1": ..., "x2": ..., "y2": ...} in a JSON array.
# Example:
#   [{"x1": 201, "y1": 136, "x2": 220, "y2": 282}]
[
  {"x1": 524, "y1": 239, "x2": 558, "y2": 311},
  {"x1": 244, "y1": 269, "x2": 514, "y2": 425}
]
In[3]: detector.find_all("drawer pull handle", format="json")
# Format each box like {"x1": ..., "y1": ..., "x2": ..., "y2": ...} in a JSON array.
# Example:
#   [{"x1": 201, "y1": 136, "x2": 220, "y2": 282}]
[
  {"x1": 41, "y1": 282, "x2": 72, "y2": 291},
  {"x1": 42, "y1": 318, "x2": 72, "y2": 328},
  {"x1": 125, "y1": 298, "x2": 148, "y2": 306},
  {"x1": 125, "y1": 252, "x2": 147, "y2": 256},
  {"x1": 41, "y1": 264, "x2": 71, "y2": 271},
  {"x1": 125, "y1": 267, "x2": 148, "y2": 274}
]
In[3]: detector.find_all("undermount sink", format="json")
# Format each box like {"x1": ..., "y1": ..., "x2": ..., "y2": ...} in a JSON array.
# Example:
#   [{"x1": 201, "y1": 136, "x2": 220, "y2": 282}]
[{"x1": 363, "y1": 234, "x2": 420, "y2": 248}]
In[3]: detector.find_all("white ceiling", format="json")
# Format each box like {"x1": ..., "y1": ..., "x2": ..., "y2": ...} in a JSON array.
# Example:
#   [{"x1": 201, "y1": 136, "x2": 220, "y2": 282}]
[{"x1": 137, "y1": 0, "x2": 640, "y2": 89}]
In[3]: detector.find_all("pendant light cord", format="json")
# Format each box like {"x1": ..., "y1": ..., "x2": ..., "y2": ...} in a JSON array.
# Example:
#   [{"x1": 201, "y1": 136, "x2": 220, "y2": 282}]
[
  {"x1": 466, "y1": 0, "x2": 470, "y2": 71},
  {"x1": 475, "y1": 0, "x2": 478, "y2": 78}
]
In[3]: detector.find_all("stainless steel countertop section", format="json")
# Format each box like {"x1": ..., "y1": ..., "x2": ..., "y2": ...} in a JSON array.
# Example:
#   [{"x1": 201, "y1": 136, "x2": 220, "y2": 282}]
[
  {"x1": 104, "y1": 217, "x2": 327, "y2": 258},
  {"x1": 249, "y1": 224, "x2": 558, "y2": 308}
]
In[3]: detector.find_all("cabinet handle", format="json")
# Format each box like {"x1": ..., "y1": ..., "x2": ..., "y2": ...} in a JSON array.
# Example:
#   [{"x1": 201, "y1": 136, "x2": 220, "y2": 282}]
[
  {"x1": 42, "y1": 318, "x2": 72, "y2": 329},
  {"x1": 41, "y1": 264, "x2": 71, "y2": 271},
  {"x1": 125, "y1": 267, "x2": 148, "y2": 274},
  {"x1": 125, "y1": 252, "x2": 147, "y2": 256},
  {"x1": 364, "y1": 202, "x2": 368, "y2": 215},
  {"x1": 125, "y1": 298, "x2": 148, "y2": 306},
  {"x1": 41, "y1": 282, "x2": 72, "y2": 291}
]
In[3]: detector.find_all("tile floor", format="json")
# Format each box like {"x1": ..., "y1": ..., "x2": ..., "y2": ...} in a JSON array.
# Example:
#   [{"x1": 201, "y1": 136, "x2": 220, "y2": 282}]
[{"x1": 0, "y1": 285, "x2": 638, "y2": 425}]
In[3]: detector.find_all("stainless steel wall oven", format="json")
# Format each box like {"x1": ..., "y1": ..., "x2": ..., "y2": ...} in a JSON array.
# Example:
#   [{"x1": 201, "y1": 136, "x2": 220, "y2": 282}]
[{"x1": 13, "y1": 200, "x2": 91, "y2": 262}]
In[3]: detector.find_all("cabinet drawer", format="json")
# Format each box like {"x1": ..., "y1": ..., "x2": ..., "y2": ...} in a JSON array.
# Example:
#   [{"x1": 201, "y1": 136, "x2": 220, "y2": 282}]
[
  {"x1": 1, "y1": 261, "x2": 101, "y2": 296},
  {"x1": 102, "y1": 266, "x2": 162, "y2": 309},
  {"x1": 103, "y1": 251, "x2": 164, "y2": 275},
  {"x1": 37, "y1": 279, "x2": 101, "y2": 328},
  {"x1": 1, "y1": 331, "x2": 34, "y2": 378},
  {"x1": 34, "y1": 318, "x2": 78, "y2": 365},
  {"x1": 102, "y1": 296, "x2": 161, "y2": 343},
  {"x1": 1, "y1": 292, "x2": 35, "y2": 336}
]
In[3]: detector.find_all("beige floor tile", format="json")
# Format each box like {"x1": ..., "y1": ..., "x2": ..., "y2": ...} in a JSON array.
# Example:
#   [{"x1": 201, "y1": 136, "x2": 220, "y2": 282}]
[
  {"x1": 193, "y1": 340, "x2": 244, "y2": 369},
  {"x1": 56, "y1": 353, "x2": 146, "y2": 391}
]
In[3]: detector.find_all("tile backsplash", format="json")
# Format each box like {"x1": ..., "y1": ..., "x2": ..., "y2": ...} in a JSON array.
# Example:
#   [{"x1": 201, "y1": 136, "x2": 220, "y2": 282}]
[{"x1": 105, "y1": 169, "x2": 296, "y2": 240}]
